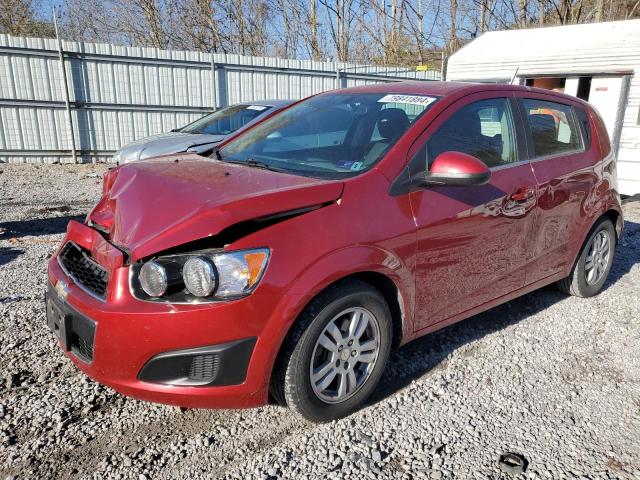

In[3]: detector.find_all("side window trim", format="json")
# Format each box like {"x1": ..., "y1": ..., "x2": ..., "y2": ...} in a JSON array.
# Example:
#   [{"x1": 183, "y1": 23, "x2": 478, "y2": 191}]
[
  {"x1": 515, "y1": 97, "x2": 537, "y2": 161},
  {"x1": 509, "y1": 95, "x2": 531, "y2": 164},
  {"x1": 516, "y1": 96, "x2": 587, "y2": 163}
]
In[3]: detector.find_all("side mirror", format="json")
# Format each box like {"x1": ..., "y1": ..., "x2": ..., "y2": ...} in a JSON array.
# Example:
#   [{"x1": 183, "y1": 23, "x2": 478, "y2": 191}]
[{"x1": 415, "y1": 151, "x2": 491, "y2": 187}]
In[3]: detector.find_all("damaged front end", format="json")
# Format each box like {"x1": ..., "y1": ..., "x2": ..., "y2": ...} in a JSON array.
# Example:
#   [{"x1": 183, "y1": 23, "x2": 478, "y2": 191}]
[
  {"x1": 45, "y1": 156, "x2": 344, "y2": 406},
  {"x1": 57, "y1": 156, "x2": 343, "y2": 304}
]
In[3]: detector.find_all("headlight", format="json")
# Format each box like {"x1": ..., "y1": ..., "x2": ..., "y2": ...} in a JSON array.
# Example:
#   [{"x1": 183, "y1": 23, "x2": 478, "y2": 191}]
[
  {"x1": 213, "y1": 250, "x2": 269, "y2": 298},
  {"x1": 139, "y1": 261, "x2": 167, "y2": 297},
  {"x1": 131, "y1": 248, "x2": 269, "y2": 303},
  {"x1": 183, "y1": 256, "x2": 218, "y2": 297}
]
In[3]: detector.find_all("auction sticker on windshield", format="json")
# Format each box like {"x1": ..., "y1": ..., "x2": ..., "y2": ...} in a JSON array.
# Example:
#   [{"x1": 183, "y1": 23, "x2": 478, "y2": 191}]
[
  {"x1": 247, "y1": 105, "x2": 268, "y2": 111},
  {"x1": 378, "y1": 94, "x2": 438, "y2": 107}
]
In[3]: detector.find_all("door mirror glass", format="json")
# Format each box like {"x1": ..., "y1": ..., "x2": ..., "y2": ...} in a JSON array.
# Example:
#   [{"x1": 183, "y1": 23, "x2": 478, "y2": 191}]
[{"x1": 415, "y1": 151, "x2": 491, "y2": 186}]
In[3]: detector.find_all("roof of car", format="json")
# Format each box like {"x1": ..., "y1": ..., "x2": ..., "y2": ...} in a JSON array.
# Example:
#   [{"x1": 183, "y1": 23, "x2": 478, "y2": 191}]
[
  {"x1": 328, "y1": 80, "x2": 588, "y2": 106},
  {"x1": 333, "y1": 80, "x2": 532, "y2": 96}
]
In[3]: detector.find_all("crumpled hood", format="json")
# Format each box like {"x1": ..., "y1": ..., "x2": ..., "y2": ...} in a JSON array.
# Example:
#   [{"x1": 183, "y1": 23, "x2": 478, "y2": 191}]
[
  {"x1": 117, "y1": 132, "x2": 226, "y2": 163},
  {"x1": 89, "y1": 155, "x2": 344, "y2": 261}
]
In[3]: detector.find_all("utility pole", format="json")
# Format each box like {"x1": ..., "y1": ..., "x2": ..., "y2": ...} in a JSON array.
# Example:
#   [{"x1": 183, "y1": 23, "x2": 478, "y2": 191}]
[
  {"x1": 310, "y1": 0, "x2": 320, "y2": 61},
  {"x1": 52, "y1": 7, "x2": 78, "y2": 164},
  {"x1": 390, "y1": 0, "x2": 397, "y2": 61},
  {"x1": 210, "y1": 54, "x2": 218, "y2": 109},
  {"x1": 382, "y1": 0, "x2": 388, "y2": 63},
  {"x1": 418, "y1": 0, "x2": 424, "y2": 62}
]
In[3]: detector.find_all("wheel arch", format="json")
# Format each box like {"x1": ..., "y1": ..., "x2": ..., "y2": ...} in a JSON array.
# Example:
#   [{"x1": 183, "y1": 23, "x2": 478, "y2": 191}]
[
  {"x1": 334, "y1": 271, "x2": 405, "y2": 349},
  {"x1": 268, "y1": 270, "x2": 408, "y2": 401},
  {"x1": 566, "y1": 206, "x2": 623, "y2": 277},
  {"x1": 285, "y1": 269, "x2": 407, "y2": 352},
  {"x1": 602, "y1": 208, "x2": 623, "y2": 243}
]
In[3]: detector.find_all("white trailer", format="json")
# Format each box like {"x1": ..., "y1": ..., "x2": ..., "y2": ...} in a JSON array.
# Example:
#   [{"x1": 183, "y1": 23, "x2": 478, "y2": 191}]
[{"x1": 446, "y1": 20, "x2": 640, "y2": 196}]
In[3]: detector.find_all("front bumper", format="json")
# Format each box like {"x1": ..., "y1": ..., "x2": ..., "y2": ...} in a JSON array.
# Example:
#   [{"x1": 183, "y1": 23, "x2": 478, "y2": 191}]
[{"x1": 46, "y1": 222, "x2": 300, "y2": 409}]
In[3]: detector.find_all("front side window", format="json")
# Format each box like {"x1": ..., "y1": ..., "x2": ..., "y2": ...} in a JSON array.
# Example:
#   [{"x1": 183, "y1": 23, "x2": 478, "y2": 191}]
[
  {"x1": 181, "y1": 104, "x2": 271, "y2": 135},
  {"x1": 522, "y1": 99, "x2": 583, "y2": 157},
  {"x1": 425, "y1": 98, "x2": 518, "y2": 169},
  {"x1": 219, "y1": 92, "x2": 439, "y2": 179}
]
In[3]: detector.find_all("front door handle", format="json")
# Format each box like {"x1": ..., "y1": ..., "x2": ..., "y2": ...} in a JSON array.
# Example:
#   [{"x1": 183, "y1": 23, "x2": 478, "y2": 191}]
[{"x1": 509, "y1": 186, "x2": 536, "y2": 202}]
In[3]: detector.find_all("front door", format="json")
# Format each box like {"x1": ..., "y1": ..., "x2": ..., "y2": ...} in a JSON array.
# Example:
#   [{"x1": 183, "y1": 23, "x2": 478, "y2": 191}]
[{"x1": 408, "y1": 93, "x2": 538, "y2": 331}]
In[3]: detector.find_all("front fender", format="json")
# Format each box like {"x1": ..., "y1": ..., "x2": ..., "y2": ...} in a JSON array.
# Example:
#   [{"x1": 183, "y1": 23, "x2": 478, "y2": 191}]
[
  {"x1": 287, "y1": 245, "x2": 415, "y2": 340},
  {"x1": 254, "y1": 244, "x2": 416, "y2": 390}
]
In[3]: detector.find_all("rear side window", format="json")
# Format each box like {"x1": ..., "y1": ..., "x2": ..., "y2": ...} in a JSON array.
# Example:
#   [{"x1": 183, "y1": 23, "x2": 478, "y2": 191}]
[
  {"x1": 522, "y1": 99, "x2": 583, "y2": 157},
  {"x1": 574, "y1": 106, "x2": 592, "y2": 146},
  {"x1": 426, "y1": 98, "x2": 518, "y2": 169}
]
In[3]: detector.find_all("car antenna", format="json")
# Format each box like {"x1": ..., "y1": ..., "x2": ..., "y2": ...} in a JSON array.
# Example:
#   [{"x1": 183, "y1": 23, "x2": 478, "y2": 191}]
[{"x1": 510, "y1": 67, "x2": 520, "y2": 85}]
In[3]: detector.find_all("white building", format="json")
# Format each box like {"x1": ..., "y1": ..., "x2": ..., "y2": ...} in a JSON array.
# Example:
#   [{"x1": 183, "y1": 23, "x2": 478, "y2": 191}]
[{"x1": 446, "y1": 20, "x2": 640, "y2": 196}]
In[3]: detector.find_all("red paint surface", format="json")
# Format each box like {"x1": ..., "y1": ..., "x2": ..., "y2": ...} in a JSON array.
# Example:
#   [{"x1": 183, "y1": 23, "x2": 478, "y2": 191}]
[
  {"x1": 48, "y1": 82, "x2": 622, "y2": 409},
  {"x1": 431, "y1": 151, "x2": 491, "y2": 175}
]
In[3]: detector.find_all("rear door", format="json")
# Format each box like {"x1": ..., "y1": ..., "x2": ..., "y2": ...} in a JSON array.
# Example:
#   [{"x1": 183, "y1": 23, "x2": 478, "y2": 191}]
[
  {"x1": 515, "y1": 94, "x2": 600, "y2": 284},
  {"x1": 408, "y1": 92, "x2": 539, "y2": 331}
]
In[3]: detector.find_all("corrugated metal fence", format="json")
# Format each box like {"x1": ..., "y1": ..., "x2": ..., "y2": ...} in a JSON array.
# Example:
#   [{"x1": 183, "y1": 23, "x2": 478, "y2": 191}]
[{"x1": 0, "y1": 35, "x2": 440, "y2": 163}]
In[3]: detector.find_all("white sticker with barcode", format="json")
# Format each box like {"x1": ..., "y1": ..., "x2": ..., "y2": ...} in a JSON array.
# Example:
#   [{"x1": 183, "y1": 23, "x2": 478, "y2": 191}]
[
  {"x1": 378, "y1": 94, "x2": 438, "y2": 107},
  {"x1": 246, "y1": 105, "x2": 268, "y2": 111}
]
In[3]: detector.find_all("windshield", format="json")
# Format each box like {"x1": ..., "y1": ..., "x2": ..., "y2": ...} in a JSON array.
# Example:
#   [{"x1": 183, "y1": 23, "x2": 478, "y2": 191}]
[
  {"x1": 181, "y1": 104, "x2": 272, "y2": 135},
  {"x1": 218, "y1": 92, "x2": 439, "y2": 179}
]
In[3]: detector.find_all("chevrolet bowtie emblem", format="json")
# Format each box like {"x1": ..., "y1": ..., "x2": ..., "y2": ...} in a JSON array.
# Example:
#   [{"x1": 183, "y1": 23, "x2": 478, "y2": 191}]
[{"x1": 55, "y1": 279, "x2": 70, "y2": 300}]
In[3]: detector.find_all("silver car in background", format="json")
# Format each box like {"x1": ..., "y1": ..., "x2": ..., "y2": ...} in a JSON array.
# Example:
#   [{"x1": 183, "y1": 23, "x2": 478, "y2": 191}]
[{"x1": 114, "y1": 99, "x2": 293, "y2": 163}]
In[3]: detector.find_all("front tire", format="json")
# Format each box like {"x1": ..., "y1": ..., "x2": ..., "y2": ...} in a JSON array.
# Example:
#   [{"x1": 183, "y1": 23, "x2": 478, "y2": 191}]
[
  {"x1": 271, "y1": 280, "x2": 392, "y2": 422},
  {"x1": 557, "y1": 217, "x2": 616, "y2": 297}
]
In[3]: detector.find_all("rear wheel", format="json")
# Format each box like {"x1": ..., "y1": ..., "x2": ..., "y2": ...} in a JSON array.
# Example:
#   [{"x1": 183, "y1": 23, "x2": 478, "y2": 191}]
[
  {"x1": 557, "y1": 217, "x2": 616, "y2": 297},
  {"x1": 271, "y1": 280, "x2": 392, "y2": 422}
]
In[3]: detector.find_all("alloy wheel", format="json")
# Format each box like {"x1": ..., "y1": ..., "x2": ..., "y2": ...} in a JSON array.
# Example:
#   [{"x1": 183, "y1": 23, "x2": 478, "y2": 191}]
[
  {"x1": 585, "y1": 230, "x2": 611, "y2": 285},
  {"x1": 309, "y1": 307, "x2": 380, "y2": 404}
]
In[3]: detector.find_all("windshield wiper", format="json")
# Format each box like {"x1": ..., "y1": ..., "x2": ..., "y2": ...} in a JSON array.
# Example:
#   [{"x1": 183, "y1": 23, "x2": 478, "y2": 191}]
[
  {"x1": 245, "y1": 158, "x2": 277, "y2": 170},
  {"x1": 222, "y1": 157, "x2": 288, "y2": 173}
]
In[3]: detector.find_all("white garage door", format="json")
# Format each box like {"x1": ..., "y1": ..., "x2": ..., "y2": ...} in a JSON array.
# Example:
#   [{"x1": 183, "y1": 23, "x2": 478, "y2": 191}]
[{"x1": 588, "y1": 76, "x2": 624, "y2": 142}]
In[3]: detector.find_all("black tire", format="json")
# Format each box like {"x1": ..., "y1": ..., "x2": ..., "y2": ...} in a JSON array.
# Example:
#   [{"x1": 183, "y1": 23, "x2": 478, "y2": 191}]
[
  {"x1": 557, "y1": 217, "x2": 616, "y2": 297},
  {"x1": 270, "y1": 279, "x2": 392, "y2": 422}
]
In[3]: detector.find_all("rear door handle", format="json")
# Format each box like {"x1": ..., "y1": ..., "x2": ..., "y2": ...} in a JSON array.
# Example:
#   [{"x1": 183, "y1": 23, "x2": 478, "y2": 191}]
[{"x1": 509, "y1": 187, "x2": 536, "y2": 202}]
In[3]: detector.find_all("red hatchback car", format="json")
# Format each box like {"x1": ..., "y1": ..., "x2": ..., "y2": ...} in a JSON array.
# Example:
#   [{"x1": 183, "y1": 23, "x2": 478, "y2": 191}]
[{"x1": 46, "y1": 82, "x2": 622, "y2": 421}]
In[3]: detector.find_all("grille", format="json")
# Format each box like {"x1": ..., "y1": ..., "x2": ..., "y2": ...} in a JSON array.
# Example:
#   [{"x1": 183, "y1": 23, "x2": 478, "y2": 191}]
[
  {"x1": 59, "y1": 242, "x2": 109, "y2": 300},
  {"x1": 188, "y1": 354, "x2": 221, "y2": 383}
]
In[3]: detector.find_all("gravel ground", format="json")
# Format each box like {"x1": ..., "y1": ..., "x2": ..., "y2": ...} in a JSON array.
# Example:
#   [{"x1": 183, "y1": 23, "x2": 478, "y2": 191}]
[{"x1": 1, "y1": 163, "x2": 639, "y2": 480}]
